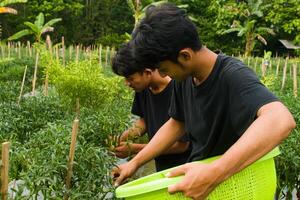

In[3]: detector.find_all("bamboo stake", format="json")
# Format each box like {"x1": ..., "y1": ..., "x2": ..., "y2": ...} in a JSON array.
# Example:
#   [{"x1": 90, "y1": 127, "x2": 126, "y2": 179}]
[
  {"x1": 276, "y1": 59, "x2": 281, "y2": 77},
  {"x1": 89, "y1": 48, "x2": 92, "y2": 66},
  {"x1": 8, "y1": 42, "x2": 10, "y2": 58},
  {"x1": 18, "y1": 65, "x2": 28, "y2": 105},
  {"x1": 254, "y1": 57, "x2": 258, "y2": 73},
  {"x1": 1, "y1": 142, "x2": 10, "y2": 200},
  {"x1": 64, "y1": 119, "x2": 79, "y2": 200},
  {"x1": 0, "y1": 44, "x2": 4, "y2": 59},
  {"x1": 99, "y1": 45, "x2": 102, "y2": 67},
  {"x1": 69, "y1": 46, "x2": 72, "y2": 61},
  {"x1": 44, "y1": 72, "x2": 49, "y2": 96},
  {"x1": 75, "y1": 45, "x2": 79, "y2": 64},
  {"x1": 105, "y1": 46, "x2": 109, "y2": 67},
  {"x1": 27, "y1": 41, "x2": 32, "y2": 57},
  {"x1": 62, "y1": 37, "x2": 66, "y2": 66},
  {"x1": 18, "y1": 41, "x2": 21, "y2": 59},
  {"x1": 281, "y1": 57, "x2": 288, "y2": 91},
  {"x1": 56, "y1": 46, "x2": 59, "y2": 64},
  {"x1": 46, "y1": 35, "x2": 53, "y2": 58},
  {"x1": 32, "y1": 53, "x2": 39, "y2": 95},
  {"x1": 293, "y1": 64, "x2": 298, "y2": 97}
]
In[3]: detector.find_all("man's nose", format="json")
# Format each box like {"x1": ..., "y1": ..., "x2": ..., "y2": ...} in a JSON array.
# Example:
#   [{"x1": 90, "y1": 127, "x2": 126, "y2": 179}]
[{"x1": 124, "y1": 79, "x2": 131, "y2": 87}]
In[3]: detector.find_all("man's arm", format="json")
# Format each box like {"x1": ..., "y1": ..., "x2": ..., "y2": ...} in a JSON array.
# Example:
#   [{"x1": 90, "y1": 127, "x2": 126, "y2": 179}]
[
  {"x1": 120, "y1": 118, "x2": 147, "y2": 141},
  {"x1": 167, "y1": 101, "x2": 296, "y2": 199},
  {"x1": 112, "y1": 118, "x2": 185, "y2": 186},
  {"x1": 162, "y1": 141, "x2": 190, "y2": 155}
]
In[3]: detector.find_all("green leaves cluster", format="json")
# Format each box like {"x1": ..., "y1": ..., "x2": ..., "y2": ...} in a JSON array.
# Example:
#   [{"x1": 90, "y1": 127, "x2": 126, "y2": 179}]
[{"x1": 8, "y1": 12, "x2": 61, "y2": 42}]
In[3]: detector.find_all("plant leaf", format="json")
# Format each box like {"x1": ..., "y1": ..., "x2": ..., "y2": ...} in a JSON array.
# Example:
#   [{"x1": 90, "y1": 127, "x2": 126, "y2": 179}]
[{"x1": 7, "y1": 29, "x2": 31, "y2": 40}]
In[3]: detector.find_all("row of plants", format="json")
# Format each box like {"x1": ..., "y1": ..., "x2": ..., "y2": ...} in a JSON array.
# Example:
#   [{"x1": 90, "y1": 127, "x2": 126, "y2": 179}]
[{"x1": 0, "y1": 54, "x2": 133, "y2": 199}]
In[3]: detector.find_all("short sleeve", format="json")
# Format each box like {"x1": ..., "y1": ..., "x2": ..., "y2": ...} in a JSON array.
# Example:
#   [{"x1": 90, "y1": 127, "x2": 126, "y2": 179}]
[
  {"x1": 169, "y1": 81, "x2": 185, "y2": 122},
  {"x1": 131, "y1": 92, "x2": 144, "y2": 117},
  {"x1": 226, "y1": 66, "x2": 278, "y2": 136}
]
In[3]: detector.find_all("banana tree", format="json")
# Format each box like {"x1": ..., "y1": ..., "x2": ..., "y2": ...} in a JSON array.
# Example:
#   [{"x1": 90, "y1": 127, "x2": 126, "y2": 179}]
[
  {"x1": 221, "y1": 0, "x2": 275, "y2": 56},
  {"x1": 8, "y1": 12, "x2": 62, "y2": 42}
]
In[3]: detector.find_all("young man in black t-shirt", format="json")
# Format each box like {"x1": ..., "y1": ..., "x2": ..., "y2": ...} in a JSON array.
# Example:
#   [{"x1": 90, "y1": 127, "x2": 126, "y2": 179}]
[
  {"x1": 112, "y1": 3, "x2": 296, "y2": 199},
  {"x1": 111, "y1": 43, "x2": 190, "y2": 171}
]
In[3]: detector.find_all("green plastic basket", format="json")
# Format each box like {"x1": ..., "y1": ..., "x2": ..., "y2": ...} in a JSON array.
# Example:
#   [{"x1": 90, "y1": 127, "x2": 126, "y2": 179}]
[{"x1": 116, "y1": 147, "x2": 280, "y2": 200}]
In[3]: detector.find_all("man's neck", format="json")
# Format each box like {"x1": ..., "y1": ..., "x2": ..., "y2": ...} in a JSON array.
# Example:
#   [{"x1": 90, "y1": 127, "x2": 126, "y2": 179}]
[
  {"x1": 149, "y1": 76, "x2": 171, "y2": 94},
  {"x1": 192, "y1": 47, "x2": 218, "y2": 86}
]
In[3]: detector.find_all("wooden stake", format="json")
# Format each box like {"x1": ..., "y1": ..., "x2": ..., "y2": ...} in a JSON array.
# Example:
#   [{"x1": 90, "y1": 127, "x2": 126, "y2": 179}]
[
  {"x1": 0, "y1": 44, "x2": 4, "y2": 59},
  {"x1": 32, "y1": 53, "x2": 39, "y2": 95},
  {"x1": 27, "y1": 41, "x2": 32, "y2": 57},
  {"x1": 69, "y1": 46, "x2": 72, "y2": 61},
  {"x1": 75, "y1": 45, "x2": 79, "y2": 64},
  {"x1": 18, "y1": 65, "x2": 28, "y2": 105},
  {"x1": 62, "y1": 37, "x2": 66, "y2": 66},
  {"x1": 46, "y1": 35, "x2": 53, "y2": 58},
  {"x1": 254, "y1": 57, "x2": 258, "y2": 73},
  {"x1": 8, "y1": 42, "x2": 10, "y2": 58},
  {"x1": 64, "y1": 119, "x2": 79, "y2": 200},
  {"x1": 1, "y1": 142, "x2": 10, "y2": 200},
  {"x1": 99, "y1": 45, "x2": 102, "y2": 67},
  {"x1": 18, "y1": 41, "x2": 21, "y2": 59},
  {"x1": 275, "y1": 59, "x2": 280, "y2": 77},
  {"x1": 44, "y1": 72, "x2": 49, "y2": 96},
  {"x1": 293, "y1": 64, "x2": 298, "y2": 97},
  {"x1": 56, "y1": 46, "x2": 59, "y2": 64},
  {"x1": 89, "y1": 48, "x2": 92, "y2": 66},
  {"x1": 281, "y1": 57, "x2": 288, "y2": 91},
  {"x1": 105, "y1": 46, "x2": 109, "y2": 67}
]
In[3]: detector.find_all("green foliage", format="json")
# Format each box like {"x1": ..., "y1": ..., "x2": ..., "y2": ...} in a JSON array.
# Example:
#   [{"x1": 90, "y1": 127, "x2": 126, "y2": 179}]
[
  {"x1": 275, "y1": 93, "x2": 300, "y2": 199},
  {"x1": 265, "y1": 0, "x2": 300, "y2": 43},
  {"x1": 8, "y1": 12, "x2": 61, "y2": 42},
  {"x1": 0, "y1": 95, "x2": 68, "y2": 143},
  {"x1": 48, "y1": 60, "x2": 131, "y2": 111},
  {"x1": 9, "y1": 123, "x2": 117, "y2": 199},
  {"x1": 212, "y1": 0, "x2": 274, "y2": 56}
]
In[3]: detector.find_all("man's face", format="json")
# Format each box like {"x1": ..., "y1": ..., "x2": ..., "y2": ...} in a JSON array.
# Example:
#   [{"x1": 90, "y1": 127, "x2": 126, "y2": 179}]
[
  {"x1": 158, "y1": 60, "x2": 190, "y2": 81},
  {"x1": 124, "y1": 72, "x2": 150, "y2": 92}
]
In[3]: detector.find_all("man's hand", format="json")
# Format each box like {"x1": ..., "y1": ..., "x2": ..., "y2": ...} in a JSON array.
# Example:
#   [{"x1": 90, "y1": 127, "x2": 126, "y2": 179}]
[
  {"x1": 112, "y1": 161, "x2": 139, "y2": 187},
  {"x1": 114, "y1": 142, "x2": 146, "y2": 158},
  {"x1": 114, "y1": 142, "x2": 134, "y2": 158},
  {"x1": 167, "y1": 162, "x2": 223, "y2": 200}
]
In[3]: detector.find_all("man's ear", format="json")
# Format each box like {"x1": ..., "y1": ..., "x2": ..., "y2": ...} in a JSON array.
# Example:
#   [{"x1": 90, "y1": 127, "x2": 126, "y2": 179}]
[
  {"x1": 177, "y1": 49, "x2": 192, "y2": 64},
  {"x1": 144, "y1": 68, "x2": 153, "y2": 76}
]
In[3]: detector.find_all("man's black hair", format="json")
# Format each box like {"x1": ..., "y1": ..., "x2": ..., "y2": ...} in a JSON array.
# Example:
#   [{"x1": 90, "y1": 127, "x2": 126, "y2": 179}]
[
  {"x1": 131, "y1": 3, "x2": 202, "y2": 68},
  {"x1": 112, "y1": 43, "x2": 155, "y2": 77}
]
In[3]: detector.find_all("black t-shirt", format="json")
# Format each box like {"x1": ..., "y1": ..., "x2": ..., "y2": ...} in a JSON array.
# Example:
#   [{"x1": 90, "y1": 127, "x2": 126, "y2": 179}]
[
  {"x1": 169, "y1": 54, "x2": 278, "y2": 162},
  {"x1": 132, "y1": 80, "x2": 191, "y2": 171}
]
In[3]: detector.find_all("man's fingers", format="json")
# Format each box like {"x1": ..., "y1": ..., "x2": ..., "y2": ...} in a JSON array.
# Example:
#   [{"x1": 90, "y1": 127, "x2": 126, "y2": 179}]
[
  {"x1": 166, "y1": 165, "x2": 186, "y2": 178},
  {"x1": 115, "y1": 173, "x2": 126, "y2": 187},
  {"x1": 168, "y1": 182, "x2": 184, "y2": 194}
]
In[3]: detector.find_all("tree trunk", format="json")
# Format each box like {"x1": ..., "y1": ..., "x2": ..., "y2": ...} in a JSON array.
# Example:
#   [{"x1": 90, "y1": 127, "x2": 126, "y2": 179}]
[{"x1": 245, "y1": 33, "x2": 254, "y2": 57}]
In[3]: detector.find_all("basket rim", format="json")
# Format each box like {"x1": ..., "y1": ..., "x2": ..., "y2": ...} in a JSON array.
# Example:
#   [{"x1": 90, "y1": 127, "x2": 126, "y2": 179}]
[{"x1": 115, "y1": 147, "x2": 280, "y2": 198}]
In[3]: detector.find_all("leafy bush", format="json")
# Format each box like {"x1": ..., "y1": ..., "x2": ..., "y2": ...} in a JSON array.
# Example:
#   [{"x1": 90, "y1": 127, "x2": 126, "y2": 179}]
[
  {"x1": 9, "y1": 123, "x2": 117, "y2": 199},
  {"x1": 0, "y1": 95, "x2": 68, "y2": 143},
  {"x1": 48, "y1": 60, "x2": 131, "y2": 111},
  {"x1": 0, "y1": 57, "x2": 36, "y2": 83},
  {"x1": 275, "y1": 93, "x2": 300, "y2": 199}
]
